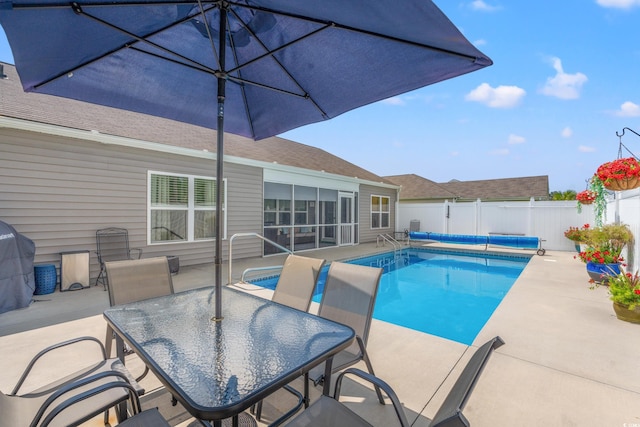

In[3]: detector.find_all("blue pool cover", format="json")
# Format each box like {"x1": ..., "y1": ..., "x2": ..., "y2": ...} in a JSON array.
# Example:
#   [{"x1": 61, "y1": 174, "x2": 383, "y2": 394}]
[{"x1": 409, "y1": 231, "x2": 540, "y2": 249}]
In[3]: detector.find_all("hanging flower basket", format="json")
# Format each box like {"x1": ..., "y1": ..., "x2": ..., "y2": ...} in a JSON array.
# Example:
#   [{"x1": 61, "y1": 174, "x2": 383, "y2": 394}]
[
  {"x1": 575, "y1": 190, "x2": 596, "y2": 205},
  {"x1": 596, "y1": 157, "x2": 640, "y2": 191}
]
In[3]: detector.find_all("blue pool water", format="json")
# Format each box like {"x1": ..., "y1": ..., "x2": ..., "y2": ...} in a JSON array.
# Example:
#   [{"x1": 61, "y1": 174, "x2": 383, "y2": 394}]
[{"x1": 252, "y1": 248, "x2": 529, "y2": 345}]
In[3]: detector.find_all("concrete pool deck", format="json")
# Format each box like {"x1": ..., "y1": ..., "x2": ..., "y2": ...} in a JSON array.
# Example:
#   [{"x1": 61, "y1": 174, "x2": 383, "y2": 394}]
[{"x1": 1, "y1": 242, "x2": 639, "y2": 426}]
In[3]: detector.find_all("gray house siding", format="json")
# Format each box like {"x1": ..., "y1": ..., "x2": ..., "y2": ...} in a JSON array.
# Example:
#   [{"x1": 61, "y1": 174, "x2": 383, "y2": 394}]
[
  {"x1": 0, "y1": 128, "x2": 263, "y2": 281},
  {"x1": 358, "y1": 184, "x2": 397, "y2": 243}
]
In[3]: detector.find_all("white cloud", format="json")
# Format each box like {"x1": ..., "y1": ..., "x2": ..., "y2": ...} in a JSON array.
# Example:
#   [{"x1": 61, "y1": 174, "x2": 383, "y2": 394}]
[
  {"x1": 490, "y1": 148, "x2": 510, "y2": 156},
  {"x1": 450, "y1": 151, "x2": 460, "y2": 157},
  {"x1": 470, "y1": 1, "x2": 500, "y2": 11},
  {"x1": 597, "y1": 0, "x2": 640, "y2": 9},
  {"x1": 561, "y1": 127, "x2": 573, "y2": 138},
  {"x1": 465, "y1": 83, "x2": 526, "y2": 108},
  {"x1": 615, "y1": 101, "x2": 640, "y2": 117},
  {"x1": 540, "y1": 57, "x2": 588, "y2": 100},
  {"x1": 579, "y1": 145, "x2": 596, "y2": 152},
  {"x1": 381, "y1": 96, "x2": 405, "y2": 106},
  {"x1": 474, "y1": 39, "x2": 487, "y2": 46},
  {"x1": 508, "y1": 134, "x2": 525, "y2": 144}
]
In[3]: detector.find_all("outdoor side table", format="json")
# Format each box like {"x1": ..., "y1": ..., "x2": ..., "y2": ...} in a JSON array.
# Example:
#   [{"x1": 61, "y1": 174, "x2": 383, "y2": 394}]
[
  {"x1": 33, "y1": 264, "x2": 56, "y2": 295},
  {"x1": 59, "y1": 250, "x2": 90, "y2": 291}
]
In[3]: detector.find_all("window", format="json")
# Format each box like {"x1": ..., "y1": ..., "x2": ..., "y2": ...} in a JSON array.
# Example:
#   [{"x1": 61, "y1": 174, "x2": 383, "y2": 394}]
[
  {"x1": 371, "y1": 195, "x2": 390, "y2": 229},
  {"x1": 149, "y1": 172, "x2": 225, "y2": 243}
]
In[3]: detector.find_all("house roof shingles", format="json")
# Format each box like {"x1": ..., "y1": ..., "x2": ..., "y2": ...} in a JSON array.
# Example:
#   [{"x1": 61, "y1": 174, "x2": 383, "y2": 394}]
[
  {"x1": 385, "y1": 173, "x2": 549, "y2": 201},
  {"x1": 0, "y1": 62, "x2": 392, "y2": 186}
]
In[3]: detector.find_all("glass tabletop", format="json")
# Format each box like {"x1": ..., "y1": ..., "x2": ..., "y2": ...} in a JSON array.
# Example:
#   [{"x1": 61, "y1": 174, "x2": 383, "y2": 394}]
[{"x1": 103, "y1": 286, "x2": 355, "y2": 421}]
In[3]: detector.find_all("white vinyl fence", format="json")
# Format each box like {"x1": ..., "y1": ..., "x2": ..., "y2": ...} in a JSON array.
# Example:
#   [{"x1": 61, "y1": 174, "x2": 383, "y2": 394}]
[{"x1": 396, "y1": 189, "x2": 640, "y2": 270}]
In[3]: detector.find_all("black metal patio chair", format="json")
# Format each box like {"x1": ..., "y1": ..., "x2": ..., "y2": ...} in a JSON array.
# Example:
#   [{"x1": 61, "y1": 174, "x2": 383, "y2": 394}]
[{"x1": 95, "y1": 227, "x2": 142, "y2": 290}]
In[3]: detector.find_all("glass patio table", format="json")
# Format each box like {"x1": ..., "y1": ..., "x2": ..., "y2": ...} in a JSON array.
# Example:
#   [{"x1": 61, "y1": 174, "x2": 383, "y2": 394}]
[{"x1": 103, "y1": 286, "x2": 355, "y2": 426}]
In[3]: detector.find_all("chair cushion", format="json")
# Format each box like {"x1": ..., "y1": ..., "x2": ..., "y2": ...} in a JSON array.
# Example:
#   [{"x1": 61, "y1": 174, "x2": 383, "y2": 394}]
[
  {"x1": 118, "y1": 408, "x2": 171, "y2": 427},
  {"x1": 284, "y1": 395, "x2": 373, "y2": 427}
]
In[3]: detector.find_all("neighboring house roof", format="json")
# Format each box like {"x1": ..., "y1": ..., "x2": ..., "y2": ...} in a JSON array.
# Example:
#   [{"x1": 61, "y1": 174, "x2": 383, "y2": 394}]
[
  {"x1": 385, "y1": 173, "x2": 550, "y2": 201},
  {"x1": 0, "y1": 62, "x2": 393, "y2": 186},
  {"x1": 383, "y1": 174, "x2": 458, "y2": 200}
]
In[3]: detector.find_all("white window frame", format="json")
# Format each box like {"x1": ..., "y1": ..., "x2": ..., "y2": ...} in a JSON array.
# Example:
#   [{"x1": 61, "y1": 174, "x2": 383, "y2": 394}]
[
  {"x1": 370, "y1": 194, "x2": 390, "y2": 229},
  {"x1": 148, "y1": 171, "x2": 226, "y2": 245}
]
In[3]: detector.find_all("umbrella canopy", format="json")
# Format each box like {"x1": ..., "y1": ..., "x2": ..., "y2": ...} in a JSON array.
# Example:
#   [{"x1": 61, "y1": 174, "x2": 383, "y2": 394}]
[{"x1": 0, "y1": 0, "x2": 492, "y2": 319}]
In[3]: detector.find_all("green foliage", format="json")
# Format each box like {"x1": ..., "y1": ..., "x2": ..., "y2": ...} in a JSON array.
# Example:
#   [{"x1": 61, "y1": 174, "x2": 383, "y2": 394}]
[
  {"x1": 588, "y1": 176, "x2": 608, "y2": 227},
  {"x1": 576, "y1": 223, "x2": 633, "y2": 268},
  {"x1": 582, "y1": 223, "x2": 634, "y2": 255},
  {"x1": 550, "y1": 190, "x2": 577, "y2": 200},
  {"x1": 564, "y1": 224, "x2": 590, "y2": 242},
  {"x1": 608, "y1": 268, "x2": 640, "y2": 310}
]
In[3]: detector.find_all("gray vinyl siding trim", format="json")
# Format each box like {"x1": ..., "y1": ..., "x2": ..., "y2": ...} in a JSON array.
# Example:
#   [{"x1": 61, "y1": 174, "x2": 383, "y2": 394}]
[
  {"x1": 0, "y1": 128, "x2": 263, "y2": 282},
  {"x1": 358, "y1": 184, "x2": 397, "y2": 244}
]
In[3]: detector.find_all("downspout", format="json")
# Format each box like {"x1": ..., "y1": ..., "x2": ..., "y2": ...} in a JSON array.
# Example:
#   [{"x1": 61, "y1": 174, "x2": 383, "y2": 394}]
[{"x1": 395, "y1": 186, "x2": 402, "y2": 233}]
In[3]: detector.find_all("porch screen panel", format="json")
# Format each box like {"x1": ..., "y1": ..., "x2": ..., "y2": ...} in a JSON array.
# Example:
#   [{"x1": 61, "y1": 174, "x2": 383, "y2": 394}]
[
  {"x1": 294, "y1": 185, "x2": 317, "y2": 225},
  {"x1": 319, "y1": 189, "x2": 338, "y2": 248},
  {"x1": 264, "y1": 182, "x2": 292, "y2": 254}
]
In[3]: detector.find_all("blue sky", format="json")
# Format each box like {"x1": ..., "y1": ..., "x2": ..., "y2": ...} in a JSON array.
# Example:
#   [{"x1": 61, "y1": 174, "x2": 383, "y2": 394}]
[{"x1": 2, "y1": 0, "x2": 640, "y2": 192}]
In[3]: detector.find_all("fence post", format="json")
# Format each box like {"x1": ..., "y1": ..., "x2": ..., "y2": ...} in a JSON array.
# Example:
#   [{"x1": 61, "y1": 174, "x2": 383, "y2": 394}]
[
  {"x1": 528, "y1": 197, "x2": 535, "y2": 236},
  {"x1": 443, "y1": 199, "x2": 449, "y2": 234},
  {"x1": 475, "y1": 198, "x2": 481, "y2": 236}
]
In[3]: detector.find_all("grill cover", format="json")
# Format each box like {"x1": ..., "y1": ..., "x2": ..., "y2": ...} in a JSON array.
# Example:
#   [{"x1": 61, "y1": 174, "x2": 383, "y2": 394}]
[{"x1": 0, "y1": 221, "x2": 35, "y2": 314}]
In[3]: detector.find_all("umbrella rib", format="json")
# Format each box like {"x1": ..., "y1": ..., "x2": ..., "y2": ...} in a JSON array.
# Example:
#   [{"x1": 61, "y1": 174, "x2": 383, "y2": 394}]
[
  {"x1": 225, "y1": 7, "x2": 329, "y2": 118},
  {"x1": 195, "y1": 0, "x2": 222, "y2": 71},
  {"x1": 31, "y1": 2, "x2": 221, "y2": 90},
  {"x1": 225, "y1": 75, "x2": 308, "y2": 99},
  {"x1": 225, "y1": 15, "x2": 256, "y2": 139},
  {"x1": 228, "y1": 0, "x2": 485, "y2": 63}
]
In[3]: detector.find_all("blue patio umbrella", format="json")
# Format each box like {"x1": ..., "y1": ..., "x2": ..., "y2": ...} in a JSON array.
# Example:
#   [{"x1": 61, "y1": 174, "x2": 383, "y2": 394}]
[{"x1": 0, "y1": 0, "x2": 491, "y2": 320}]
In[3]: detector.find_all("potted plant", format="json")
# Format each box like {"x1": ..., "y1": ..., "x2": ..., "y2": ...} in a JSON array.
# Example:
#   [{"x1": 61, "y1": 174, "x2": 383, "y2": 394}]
[
  {"x1": 595, "y1": 157, "x2": 640, "y2": 191},
  {"x1": 577, "y1": 223, "x2": 634, "y2": 284},
  {"x1": 564, "y1": 224, "x2": 590, "y2": 252},
  {"x1": 576, "y1": 190, "x2": 596, "y2": 205},
  {"x1": 608, "y1": 268, "x2": 640, "y2": 323}
]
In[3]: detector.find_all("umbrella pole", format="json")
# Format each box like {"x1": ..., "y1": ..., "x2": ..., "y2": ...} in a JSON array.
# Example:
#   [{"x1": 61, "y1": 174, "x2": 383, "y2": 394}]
[{"x1": 213, "y1": 6, "x2": 227, "y2": 322}]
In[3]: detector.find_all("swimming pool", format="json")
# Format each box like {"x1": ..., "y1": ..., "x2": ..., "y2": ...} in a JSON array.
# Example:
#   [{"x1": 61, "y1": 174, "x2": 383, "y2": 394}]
[{"x1": 252, "y1": 248, "x2": 530, "y2": 345}]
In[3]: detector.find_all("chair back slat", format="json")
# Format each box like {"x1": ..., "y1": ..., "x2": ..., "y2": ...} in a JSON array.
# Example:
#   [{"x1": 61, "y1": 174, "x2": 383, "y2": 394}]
[
  {"x1": 272, "y1": 254, "x2": 325, "y2": 311},
  {"x1": 105, "y1": 257, "x2": 173, "y2": 307},
  {"x1": 318, "y1": 262, "x2": 382, "y2": 356},
  {"x1": 96, "y1": 228, "x2": 131, "y2": 263}
]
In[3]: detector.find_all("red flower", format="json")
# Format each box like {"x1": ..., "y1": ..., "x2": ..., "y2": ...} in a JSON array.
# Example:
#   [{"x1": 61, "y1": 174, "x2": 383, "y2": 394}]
[
  {"x1": 596, "y1": 157, "x2": 640, "y2": 184},
  {"x1": 576, "y1": 190, "x2": 597, "y2": 203}
]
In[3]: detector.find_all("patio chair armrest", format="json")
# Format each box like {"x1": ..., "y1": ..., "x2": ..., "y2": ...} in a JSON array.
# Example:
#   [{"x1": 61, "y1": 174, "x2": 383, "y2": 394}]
[
  {"x1": 30, "y1": 370, "x2": 136, "y2": 427},
  {"x1": 334, "y1": 368, "x2": 410, "y2": 427},
  {"x1": 129, "y1": 248, "x2": 143, "y2": 259},
  {"x1": 11, "y1": 337, "x2": 108, "y2": 395}
]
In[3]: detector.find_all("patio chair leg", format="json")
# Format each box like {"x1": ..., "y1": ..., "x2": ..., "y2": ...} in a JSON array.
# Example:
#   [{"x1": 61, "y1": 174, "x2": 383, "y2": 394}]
[
  {"x1": 357, "y1": 337, "x2": 385, "y2": 404},
  {"x1": 96, "y1": 268, "x2": 108, "y2": 290},
  {"x1": 303, "y1": 372, "x2": 310, "y2": 408}
]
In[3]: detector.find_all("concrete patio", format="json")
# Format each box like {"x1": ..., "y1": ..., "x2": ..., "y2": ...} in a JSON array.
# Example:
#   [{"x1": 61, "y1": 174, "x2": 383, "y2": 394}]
[{"x1": 1, "y1": 242, "x2": 639, "y2": 426}]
